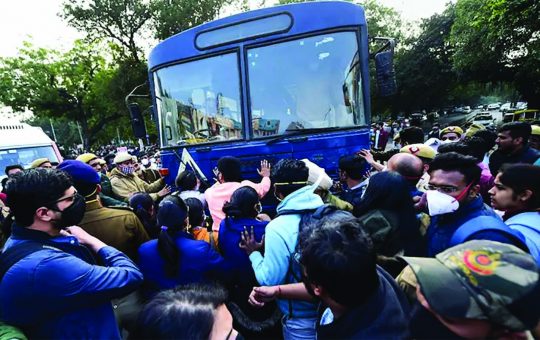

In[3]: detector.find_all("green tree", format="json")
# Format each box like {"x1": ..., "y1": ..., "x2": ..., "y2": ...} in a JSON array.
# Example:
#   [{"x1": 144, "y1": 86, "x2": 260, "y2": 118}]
[
  {"x1": 451, "y1": 0, "x2": 540, "y2": 107},
  {"x1": 151, "y1": 0, "x2": 239, "y2": 40},
  {"x1": 61, "y1": 0, "x2": 152, "y2": 62},
  {"x1": 392, "y1": 4, "x2": 457, "y2": 113},
  {"x1": 0, "y1": 41, "x2": 130, "y2": 148}
]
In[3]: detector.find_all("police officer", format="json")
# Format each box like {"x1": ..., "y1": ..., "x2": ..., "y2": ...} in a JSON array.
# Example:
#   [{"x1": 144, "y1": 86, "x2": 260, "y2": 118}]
[
  {"x1": 76, "y1": 153, "x2": 126, "y2": 207},
  {"x1": 58, "y1": 160, "x2": 149, "y2": 260}
]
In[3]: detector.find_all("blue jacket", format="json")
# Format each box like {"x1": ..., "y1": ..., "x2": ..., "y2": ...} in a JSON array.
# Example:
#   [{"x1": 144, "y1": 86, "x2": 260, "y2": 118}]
[
  {"x1": 506, "y1": 212, "x2": 540, "y2": 266},
  {"x1": 219, "y1": 217, "x2": 267, "y2": 282},
  {"x1": 427, "y1": 196, "x2": 513, "y2": 256},
  {"x1": 0, "y1": 225, "x2": 143, "y2": 339},
  {"x1": 317, "y1": 267, "x2": 410, "y2": 339},
  {"x1": 249, "y1": 185, "x2": 324, "y2": 318},
  {"x1": 138, "y1": 231, "x2": 230, "y2": 297}
]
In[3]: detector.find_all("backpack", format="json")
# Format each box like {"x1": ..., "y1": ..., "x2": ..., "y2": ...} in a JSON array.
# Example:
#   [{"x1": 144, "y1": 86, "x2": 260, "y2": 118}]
[{"x1": 449, "y1": 216, "x2": 528, "y2": 251}]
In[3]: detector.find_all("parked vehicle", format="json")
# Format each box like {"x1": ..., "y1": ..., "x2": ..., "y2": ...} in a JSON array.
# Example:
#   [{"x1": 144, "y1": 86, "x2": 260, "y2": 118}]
[
  {"x1": 487, "y1": 103, "x2": 500, "y2": 110},
  {"x1": 463, "y1": 106, "x2": 472, "y2": 114},
  {"x1": 503, "y1": 109, "x2": 540, "y2": 123},
  {"x1": 472, "y1": 112, "x2": 495, "y2": 126},
  {"x1": 0, "y1": 123, "x2": 63, "y2": 189}
]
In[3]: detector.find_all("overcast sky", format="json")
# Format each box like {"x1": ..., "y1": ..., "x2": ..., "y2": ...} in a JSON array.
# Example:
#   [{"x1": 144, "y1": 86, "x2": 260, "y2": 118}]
[{"x1": 0, "y1": 0, "x2": 452, "y2": 58}]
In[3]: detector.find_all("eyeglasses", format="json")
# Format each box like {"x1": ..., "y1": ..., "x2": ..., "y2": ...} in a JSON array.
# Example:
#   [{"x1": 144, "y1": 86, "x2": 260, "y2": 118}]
[
  {"x1": 426, "y1": 184, "x2": 460, "y2": 194},
  {"x1": 47, "y1": 191, "x2": 79, "y2": 206}
]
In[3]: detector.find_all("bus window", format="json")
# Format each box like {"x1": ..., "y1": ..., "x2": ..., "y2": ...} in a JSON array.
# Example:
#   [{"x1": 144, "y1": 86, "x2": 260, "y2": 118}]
[
  {"x1": 247, "y1": 31, "x2": 365, "y2": 137},
  {"x1": 153, "y1": 53, "x2": 242, "y2": 147}
]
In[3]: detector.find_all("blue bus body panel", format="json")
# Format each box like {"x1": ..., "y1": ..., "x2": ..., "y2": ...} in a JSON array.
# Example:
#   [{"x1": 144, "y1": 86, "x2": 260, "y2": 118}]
[
  {"x1": 148, "y1": 1, "x2": 366, "y2": 70},
  {"x1": 161, "y1": 128, "x2": 369, "y2": 186}
]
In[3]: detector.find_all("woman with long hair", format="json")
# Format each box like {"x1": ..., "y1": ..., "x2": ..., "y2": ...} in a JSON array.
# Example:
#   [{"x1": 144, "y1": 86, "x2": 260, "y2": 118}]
[
  {"x1": 219, "y1": 187, "x2": 281, "y2": 338},
  {"x1": 353, "y1": 171, "x2": 425, "y2": 275},
  {"x1": 129, "y1": 192, "x2": 158, "y2": 238},
  {"x1": 184, "y1": 197, "x2": 218, "y2": 249},
  {"x1": 137, "y1": 194, "x2": 229, "y2": 298}
]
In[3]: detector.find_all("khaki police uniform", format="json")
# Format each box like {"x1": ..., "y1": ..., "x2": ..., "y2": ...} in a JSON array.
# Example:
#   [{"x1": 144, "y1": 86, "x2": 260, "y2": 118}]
[{"x1": 79, "y1": 199, "x2": 150, "y2": 261}]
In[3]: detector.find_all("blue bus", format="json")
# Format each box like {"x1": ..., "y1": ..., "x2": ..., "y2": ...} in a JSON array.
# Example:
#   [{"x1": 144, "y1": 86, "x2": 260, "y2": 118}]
[{"x1": 145, "y1": 1, "x2": 394, "y2": 188}]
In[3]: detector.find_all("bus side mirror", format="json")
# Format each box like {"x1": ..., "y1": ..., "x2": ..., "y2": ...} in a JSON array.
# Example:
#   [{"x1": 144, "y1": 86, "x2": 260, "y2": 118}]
[
  {"x1": 128, "y1": 103, "x2": 147, "y2": 139},
  {"x1": 372, "y1": 37, "x2": 397, "y2": 97}
]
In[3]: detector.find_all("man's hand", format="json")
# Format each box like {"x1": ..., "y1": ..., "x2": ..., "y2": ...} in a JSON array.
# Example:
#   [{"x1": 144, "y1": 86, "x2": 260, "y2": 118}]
[
  {"x1": 248, "y1": 286, "x2": 280, "y2": 308},
  {"x1": 357, "y1": 149, "x2": 375, "y2": 165},
  {"x1": 239, "y1": 226, "x2": 264, "y2": 255},
  {"x1": 414, "y1": 193, "x2": 427, "y2": 211},
  {"x1": 61, "y1": 226, "x2": 106, "y2": 253},
  {"x1": 158, "y1": 185, "x2": 172, "y2": 197},
  {"x1": 257, "y1": 160, "x2": 271, "y2": 178}
]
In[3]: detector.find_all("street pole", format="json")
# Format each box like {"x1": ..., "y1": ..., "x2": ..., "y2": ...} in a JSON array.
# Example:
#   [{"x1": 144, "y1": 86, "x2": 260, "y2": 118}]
[
  {"x1": 76, "y1": 121, "x2": 84, "y2": 147},
  {"x1": 49, "y1": 119, "x2": 57, "y2": 142}
]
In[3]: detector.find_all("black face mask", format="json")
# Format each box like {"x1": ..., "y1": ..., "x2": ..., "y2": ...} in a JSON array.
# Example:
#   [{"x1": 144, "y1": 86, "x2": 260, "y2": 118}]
[
  {"x1": 49, "y1": 194, "x2": 86, "y2": 229},
  {"x1": 409, "y1": 301, "x2": 461, "y2": 340}
]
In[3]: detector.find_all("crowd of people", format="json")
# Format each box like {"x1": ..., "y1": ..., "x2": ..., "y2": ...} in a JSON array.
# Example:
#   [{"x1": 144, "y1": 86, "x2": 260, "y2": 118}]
[{"x1": 0, "y1": 120, "x2": 539, "y2": 339}]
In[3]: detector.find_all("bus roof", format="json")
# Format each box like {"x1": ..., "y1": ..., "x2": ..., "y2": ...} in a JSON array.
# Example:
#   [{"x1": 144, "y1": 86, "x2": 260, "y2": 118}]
[
  {"x1": 148, "y1": 1, "x2": 366, "y2": 70},
  {"x1": 0, "y1": 123, "x2": 54, "y2": 149}
]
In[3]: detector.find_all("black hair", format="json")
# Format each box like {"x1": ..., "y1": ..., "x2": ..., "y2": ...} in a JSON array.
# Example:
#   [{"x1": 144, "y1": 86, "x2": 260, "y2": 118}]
[
  {"x1": 353, "y1": 171, "x2": 423, "y2": 256},
  {"x1": 472, "y1": 129, "x2": 497, "y2": 151},
  {"x1": 499, "y1": 122, "x2": 532, "y2": 143},
  {"x1": 5, "y1": 169, "x2": 72, "y2": 227},
  {"x1": 131, "y1": 283, "x2": 228, "y2": 340},
  {"x1": 299, "y1": 215, "x2": 379, "y2": 308},
  {"x1": 1, "y1": 178, "x2": 8, "y2": 194},
  {"x1": 338, "y1": 155, "x2": 368, "y2": 180},
  {"x1": 184, "y1": 197, "x2": 205, "y2": 228},
  {"x1": 175, "y1": 170, "x2": 198, "y2": 191},
  {"x1": 4, "y1": 164, "x2": 23, "y2": 176},
  {"x1": 463, "y1": 136, "x2": 490, "y2": 163},
  {"x1": 72, "y1": 180, "x2": 98, "y2": 199},
  {"x1": 271, "y1": 159, "x2": 309, "y2": 197},
  {"x1": 428, "y1": 152, "x2": 481, "y2": 185},
  {"x1": 400, "y1": 126, "x2": 425, "y2": 145},
  {"x1": 222, "y1": 186, "x2": 259, "y2": 219},
  {"x1": 499, "y1": 164, "x2": 540, "y2": 209},
  {"x1": 217, "y1": 156, "x2": 242, "y2": 182},
  {"x1": 437, "y1": 142, "x2": 470, "y2": 156},
  {"x1": 156, "y1": 195, "x2": 189, "y2": 277},
  {"x1": 129, "y1": 192, "x2": 158, "y2": 238}
]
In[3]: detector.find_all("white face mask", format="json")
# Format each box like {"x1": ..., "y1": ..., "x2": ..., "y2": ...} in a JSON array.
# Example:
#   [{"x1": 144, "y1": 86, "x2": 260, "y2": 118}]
[
  {"x1": 426, "y1": 190, "x2": 460, "y2": 216},
  {"x1": 141, "y1": 159, "x2": 149, "y2": 166}
]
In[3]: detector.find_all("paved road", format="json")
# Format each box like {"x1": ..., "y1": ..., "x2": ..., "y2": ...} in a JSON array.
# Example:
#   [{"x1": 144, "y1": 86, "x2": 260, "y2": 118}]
[{"x1": 436, "y1": 110, "x2": 503, "y2": 127}]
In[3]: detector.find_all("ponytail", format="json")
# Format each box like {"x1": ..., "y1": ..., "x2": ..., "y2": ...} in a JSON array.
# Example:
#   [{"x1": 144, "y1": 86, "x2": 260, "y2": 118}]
[
  {"x1": 157, "y1": 226, "x2": 180, "y2": 277},
  {"x1": 155, "y1": 195, "x2": 189, "y2": 278}
]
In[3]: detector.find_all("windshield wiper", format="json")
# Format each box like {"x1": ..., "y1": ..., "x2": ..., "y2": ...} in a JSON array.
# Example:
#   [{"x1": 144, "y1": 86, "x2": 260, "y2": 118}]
[{"x1": 266, "y1": 126, "x2": 346, "y2": 145}]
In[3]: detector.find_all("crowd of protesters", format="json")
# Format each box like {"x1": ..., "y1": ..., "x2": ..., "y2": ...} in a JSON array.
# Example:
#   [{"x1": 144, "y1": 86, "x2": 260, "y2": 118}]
[{"x1": 0, "y1": 120, "x2": 539, "y2": 339}]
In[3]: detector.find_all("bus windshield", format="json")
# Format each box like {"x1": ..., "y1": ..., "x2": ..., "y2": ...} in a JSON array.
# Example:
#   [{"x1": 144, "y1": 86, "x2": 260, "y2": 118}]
[
  {"x1": 154, "y1": 52, "x2": 242, "y2": 147},
  {"x1": 153, "y1": 31, "x2": 366, "y2": 147},
  {"x1": 249, "y1": 31, "x2": 365, "y2": 136}
]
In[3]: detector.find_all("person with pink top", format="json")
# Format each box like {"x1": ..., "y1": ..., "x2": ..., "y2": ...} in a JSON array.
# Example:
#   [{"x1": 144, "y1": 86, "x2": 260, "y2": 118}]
[{"x1": 205, "y1": 156, "x2": 271, "y2": 231}]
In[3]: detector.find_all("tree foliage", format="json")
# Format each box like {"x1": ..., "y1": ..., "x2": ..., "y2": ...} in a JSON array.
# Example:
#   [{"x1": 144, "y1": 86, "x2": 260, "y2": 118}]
[
  {"x1": 391, "y1": 4, "x2": 457, "y2": 112},
  {"x1": 62, "y1": 0, "x2": 152, "y2": 62},
  {"x1": 451, "y1": 0, "x2": 540, "y2": 107},
  {"x1": 151, "y1": 0, "x2": 237, "y2": 40},
  {"x1": 0, "y1": 41, "x2": 132, "y2": 148}
]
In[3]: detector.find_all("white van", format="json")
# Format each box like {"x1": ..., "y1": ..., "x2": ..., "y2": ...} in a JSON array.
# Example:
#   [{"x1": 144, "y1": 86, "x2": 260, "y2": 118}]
[{"x1": 0, "y1": 123, "x2": 63, "y2": 187}]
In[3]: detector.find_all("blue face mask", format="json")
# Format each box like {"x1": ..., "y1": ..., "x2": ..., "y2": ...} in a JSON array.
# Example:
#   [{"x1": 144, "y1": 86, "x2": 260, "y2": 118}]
[{"x1": 119, "y1": 165, "x2": 135, "y2": 175}]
